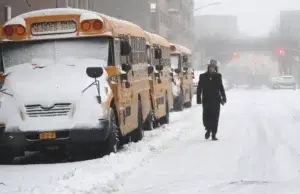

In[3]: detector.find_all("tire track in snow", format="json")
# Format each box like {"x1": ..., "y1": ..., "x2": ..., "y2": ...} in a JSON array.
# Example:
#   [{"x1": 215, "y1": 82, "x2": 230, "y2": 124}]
[{"x1": 220, "y1": 91, "x2": 300, "y2": 193}]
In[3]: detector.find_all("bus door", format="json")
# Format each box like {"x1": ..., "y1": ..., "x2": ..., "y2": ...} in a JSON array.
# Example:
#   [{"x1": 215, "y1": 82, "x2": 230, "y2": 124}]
[
  {"x1": 153, "y1": 47, "x2": 165, "y2": 118},
  {"x1": 118, "y1": 37, "x2": 135, "y2": 134}
]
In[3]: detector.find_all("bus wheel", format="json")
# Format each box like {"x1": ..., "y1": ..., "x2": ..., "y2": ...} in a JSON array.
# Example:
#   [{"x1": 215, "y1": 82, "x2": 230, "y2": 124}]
[
  {"x1": 131, "y1": 99, "x2": 144, "y2": 142},
  {"x1": 102, "y1": 108, "x2": 120, "y2": 155},
  {"x1": 175, "y1": 90, "x2": 184, "y2": 111},
  {"x1": 185, "y1": 88, "x2": 192, "y2": 108},
  {"x1": 144, "y1": 110, "x2": 155, "y2": 131},
  {"x1": 160, "y1": 95, "x2": 170, "y2": 125}
]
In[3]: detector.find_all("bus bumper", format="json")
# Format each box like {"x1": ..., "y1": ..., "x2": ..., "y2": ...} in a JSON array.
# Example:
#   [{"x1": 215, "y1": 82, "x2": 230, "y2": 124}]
[{"x1": 0, "y1": 119, "x2": 109, "y2": 152}]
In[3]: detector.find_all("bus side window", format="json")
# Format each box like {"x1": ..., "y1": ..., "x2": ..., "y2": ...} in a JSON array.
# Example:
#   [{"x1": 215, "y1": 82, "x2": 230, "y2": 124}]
[{"x1": 114, "y1": 38, "x2": 120, "y2": 66}]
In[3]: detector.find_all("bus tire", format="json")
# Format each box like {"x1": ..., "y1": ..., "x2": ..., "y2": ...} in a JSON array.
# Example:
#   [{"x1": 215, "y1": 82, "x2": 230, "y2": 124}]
[
  {"x1": 144, "y1": 110, "x2": 154, "y2": 131},
  {"x1": 160, "y1": 94, "x2": 170, "y2": 124},
  {"x1": 185, "y1": 88, "x2": 192, "y2": 108},
  {"x1": 102, "y1": 108, "x2": 120, "y2": 155},
  {"x1": 131, "y1": 99, "x2": 144, "y2": 142},
  {"x1": 174, "y1": 90, "x2": 184, "y2": 111}
]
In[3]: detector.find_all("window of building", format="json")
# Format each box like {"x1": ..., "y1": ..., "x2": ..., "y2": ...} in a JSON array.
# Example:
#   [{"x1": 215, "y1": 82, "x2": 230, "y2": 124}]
[
  {"x1": 150, "y1": 3, "x2": 156, "y2": 12},
  {"x1": 85, "y1": 0, "x2": 89, "y2": 9},
  {"x1": 88, "y1": 0, "x2": 94, "y2": 10},
  {"x1": 68, "y1": 0, "x2": 79, "y2": 8},
  {"x1": 67, "y1": 0, "x2": 72, "y2": 7}
]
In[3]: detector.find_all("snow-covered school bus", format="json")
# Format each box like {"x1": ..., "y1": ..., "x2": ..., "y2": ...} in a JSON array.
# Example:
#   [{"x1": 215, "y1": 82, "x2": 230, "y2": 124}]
[
  {"x1": 0, "y1": 8, "x2": 152, "y2": 163},
  {"x1": 169, "y1": 43, "x2": 193, "y2": 111},
  {"x1": 144, "y1": 31, "x2": 173, "y2": 128}
]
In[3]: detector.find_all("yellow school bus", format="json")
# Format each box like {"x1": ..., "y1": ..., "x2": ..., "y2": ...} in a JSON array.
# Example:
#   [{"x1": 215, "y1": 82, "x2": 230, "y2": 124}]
[
  {"x1": 144, "y1": 31, "x2": 173, "y2": 128},
  {"x1": 0, "y1": 8, "x2": 152, "y2": 162},
  {"x1": 169, "y1": 43, "x2": 193, "y2": 111}
]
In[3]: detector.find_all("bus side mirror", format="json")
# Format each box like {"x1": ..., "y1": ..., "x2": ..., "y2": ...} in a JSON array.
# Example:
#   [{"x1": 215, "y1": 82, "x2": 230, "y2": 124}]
[
  {"x1": 86, "y1": 67, "x2": 103, "y2": 78},
  {"x1": 183, "y1": 56, "x2": 188, "y2": 62},
  {"x1": 121, "y1": 63, "x2": 132, "y2": 73},
  {"x1": 120, "y1": 40, "x2": 132, "y2": 56},
  {"x1": 154, "y1": 48, "x2": 162, "y2": 59},
  {"x1": 155, "y1": 64, "x2": 163, "y2": 71},
  {"x1": 148, "y1": 66, "x2": 154, "y2": 74},
  {"x1": 174, "y1": 68, "x2": 181, "y2": 74}
]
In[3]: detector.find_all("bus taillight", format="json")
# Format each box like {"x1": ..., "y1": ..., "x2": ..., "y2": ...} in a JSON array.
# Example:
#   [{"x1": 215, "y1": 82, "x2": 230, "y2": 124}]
[
  {"x1": 16, "y1": 25, "x2": 25, "y2": 35},
  {"x1": 3, "y1": 25, "x2": 14, "y2": 36},
  {"x1": 93, "y1": 20, "x2": 103, "y2": 30},
  {"x1": 170, "y1": 45, "x2": 176, "y2": 51},
  {"x1": 81, "y1": 20, "x2": 103, "y2": 31},
  {"x1": 81, "y1": 21, "x2": 91, "y2": 31}
]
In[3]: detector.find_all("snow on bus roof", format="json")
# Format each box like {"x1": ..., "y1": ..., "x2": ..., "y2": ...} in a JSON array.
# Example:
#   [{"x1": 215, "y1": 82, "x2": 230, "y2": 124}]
[
  {"x1": 5, "y1": 8, "x2": 146, "y2": 38},
  {"x1": 169, "y1": 43, "x2": 191, "y2": 54},
  {"x1": 179, "y1": 45, "x2": 192, "y2": 55},
  {"x1": 144, "y1": 31, "x2": 170, "y2": 47},
  {"x1": 3, "y1": 17, "x2": 26, "y2": 27},
  {"x1": 17, "y1": 8, "x2": 103, "y2": 18}
]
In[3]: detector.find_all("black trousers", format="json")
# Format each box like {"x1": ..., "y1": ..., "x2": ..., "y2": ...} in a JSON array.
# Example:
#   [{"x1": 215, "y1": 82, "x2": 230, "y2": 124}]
[{"x1": 202, "y1": 102, "x2": 220, "y2": 135}]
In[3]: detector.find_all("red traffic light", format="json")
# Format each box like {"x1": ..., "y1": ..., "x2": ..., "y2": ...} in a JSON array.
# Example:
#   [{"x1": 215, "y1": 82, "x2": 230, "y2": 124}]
[
  {"x1": 277, "y1": 48, "x2": 285, "y2": 56},
  {"x1": 232, "y1": 52, "x2": 240, "y2": 58}
]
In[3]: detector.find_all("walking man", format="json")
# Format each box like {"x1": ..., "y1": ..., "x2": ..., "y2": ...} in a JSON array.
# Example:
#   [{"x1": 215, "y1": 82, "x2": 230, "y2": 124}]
[{"x1": 196, "y1": 59, "x2": 226, "y2": 140}]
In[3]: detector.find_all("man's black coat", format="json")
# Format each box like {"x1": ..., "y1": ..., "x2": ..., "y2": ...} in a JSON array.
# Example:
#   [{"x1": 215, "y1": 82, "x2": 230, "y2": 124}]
[
  {"x1": 196, "y1": 72, "x2": 226, "y2": 134},
  {"x1": 196, "y1": 72, "x2": 226, "y2": 104}
]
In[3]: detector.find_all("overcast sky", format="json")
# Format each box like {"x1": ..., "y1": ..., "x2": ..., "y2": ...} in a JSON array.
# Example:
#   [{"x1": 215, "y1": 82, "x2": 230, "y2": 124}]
[{"x1": 194, "y1": 0, "x2": 300, "y2": 36}]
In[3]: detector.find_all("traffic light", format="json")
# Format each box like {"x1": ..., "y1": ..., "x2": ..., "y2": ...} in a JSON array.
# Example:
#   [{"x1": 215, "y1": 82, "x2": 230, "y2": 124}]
[
  {"x1": 232, "y1": 52, "x2": 239, "y2": 64},
  {"x1": 232, "y1": 52, "x2": 240, "y2": 59},
  {"x1": 277, "y1": 48, "x2": 285, "y2": 56}
]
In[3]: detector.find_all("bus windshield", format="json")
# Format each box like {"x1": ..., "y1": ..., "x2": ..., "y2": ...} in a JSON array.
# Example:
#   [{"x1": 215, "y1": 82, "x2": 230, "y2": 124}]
[
  {"x1": 170, "y1": 55, "x2": 180, "y2": 69},
  {"x1": 1, "y1": 37, "x2": 109, "y2": 69}
]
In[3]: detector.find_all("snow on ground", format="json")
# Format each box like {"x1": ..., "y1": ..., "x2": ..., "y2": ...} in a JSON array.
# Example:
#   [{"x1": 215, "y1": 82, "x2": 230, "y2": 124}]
[
  {"x1": 0, "y1": 101, "x2": 199, "y2": 194},
  {"x1": 1, "y1": 89, "x2": 300, "y2": 194},
  {"x1": 113, "y1": 89, "x2": 300, "y2": 194}
]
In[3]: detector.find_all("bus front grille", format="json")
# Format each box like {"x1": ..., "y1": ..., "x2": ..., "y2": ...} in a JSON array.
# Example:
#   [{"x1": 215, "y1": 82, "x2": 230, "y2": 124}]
[{"x1": 25, "y1": 103, "x2": 72, "y2": 117}]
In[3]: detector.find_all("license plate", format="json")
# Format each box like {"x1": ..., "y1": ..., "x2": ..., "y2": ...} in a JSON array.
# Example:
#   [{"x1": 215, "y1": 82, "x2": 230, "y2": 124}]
[
  {"x1": 31, "y1": 20, "x2": 76, "y2": 35},
  {"x1": 39, "y1": 132, "x2": 56, "y2": 140}
]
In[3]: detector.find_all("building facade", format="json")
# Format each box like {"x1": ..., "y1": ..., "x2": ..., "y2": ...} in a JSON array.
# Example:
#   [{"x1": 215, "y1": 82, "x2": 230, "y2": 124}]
[
  {"x1": 167, "y1": 0, "x2": 195, "y2": 48},
  {"x1": 0, "y1": 0, "x2": 151, "y2": 31},
  {"x1": 194, "y1": 14, "x2": 238, "y2": 40},
  {"x1": 149, "y1": 0, "x2": 170, "y2": 38}
]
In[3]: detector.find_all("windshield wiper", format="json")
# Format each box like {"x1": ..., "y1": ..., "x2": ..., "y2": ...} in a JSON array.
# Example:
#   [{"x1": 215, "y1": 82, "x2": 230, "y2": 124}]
[{"x1": 0, "y1": 89, "x2": 13, "y2": 97}]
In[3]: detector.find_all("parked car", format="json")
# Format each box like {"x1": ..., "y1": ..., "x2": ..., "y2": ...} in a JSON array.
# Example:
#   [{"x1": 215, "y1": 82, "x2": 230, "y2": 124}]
[{"x1": 271, "y1": 75, "x2": 297, "y2": 90}]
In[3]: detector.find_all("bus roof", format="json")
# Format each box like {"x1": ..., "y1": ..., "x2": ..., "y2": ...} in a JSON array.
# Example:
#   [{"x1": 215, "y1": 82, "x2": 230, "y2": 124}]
[
  {"x1": 144, "y1": 31, "x2": 170, "y2": 47},
  {"x1": 179, "y1": 45, "x2": 192, "y2": 55},
  {"x1": 169, "y1": 43, "x2": 185, "y2": 54},
  {"x1": 2, "y1": 8, "x2": 146, "y2": 39}
]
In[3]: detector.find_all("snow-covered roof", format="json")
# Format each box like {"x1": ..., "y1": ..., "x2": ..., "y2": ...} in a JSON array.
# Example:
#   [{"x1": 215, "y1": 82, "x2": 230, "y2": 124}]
[
  {"x1": 4, "y1": 8, "x2": 147, "y2": 38},
  {"x1": 144, "y1": 31, "x2": 170, "y2": 47}
]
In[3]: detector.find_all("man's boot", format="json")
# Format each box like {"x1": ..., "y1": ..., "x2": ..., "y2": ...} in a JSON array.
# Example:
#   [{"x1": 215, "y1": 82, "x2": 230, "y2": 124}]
[
  {"x1": 205, "y1": 130, "x2": 210, "y2": 139},
  {"x1": 212, "y1": 134, "x2": 218, "y2": 141}
]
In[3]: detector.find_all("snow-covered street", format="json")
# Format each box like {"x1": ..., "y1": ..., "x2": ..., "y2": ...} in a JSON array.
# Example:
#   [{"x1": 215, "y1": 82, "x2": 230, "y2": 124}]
[{"x1": 1, "y1": 88, "x2": 300, "y2": 194}]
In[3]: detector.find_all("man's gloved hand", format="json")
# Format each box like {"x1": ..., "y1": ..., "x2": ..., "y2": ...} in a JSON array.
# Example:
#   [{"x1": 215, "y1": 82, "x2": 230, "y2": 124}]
[{"x1": 220, "y1": 98, "x2": 226, "y2": 105}]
